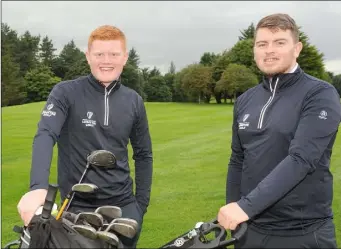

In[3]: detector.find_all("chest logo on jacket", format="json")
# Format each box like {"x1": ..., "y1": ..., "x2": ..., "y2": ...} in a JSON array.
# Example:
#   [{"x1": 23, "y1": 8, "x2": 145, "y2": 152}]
[
  {"x1": 82, "y1": 111, "x2": 96, "y2": 127},
  {"x1": 239, "y1": 114, "x2": 250, "y2": 130}
]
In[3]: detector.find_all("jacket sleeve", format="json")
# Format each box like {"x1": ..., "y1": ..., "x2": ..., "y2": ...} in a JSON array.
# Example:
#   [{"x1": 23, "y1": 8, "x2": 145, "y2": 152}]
[
  {"x1": 130, "y1": 96, "x2": 153, "y2": 214},
  {"x1": 226, "y1": 99, "x2": 244, "y2": 204},
  {"x1": 237, "y1": 85, "x2": 341, "y2": 218},
  {"x1": 30, "y1": 83, "x2": 70, "y2": 191}
]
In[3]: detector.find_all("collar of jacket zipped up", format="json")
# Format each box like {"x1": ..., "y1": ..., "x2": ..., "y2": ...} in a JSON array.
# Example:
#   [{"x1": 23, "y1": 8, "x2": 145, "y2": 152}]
[{"x1": 262, "y1": 65, "x2": 303, "y2": 93}]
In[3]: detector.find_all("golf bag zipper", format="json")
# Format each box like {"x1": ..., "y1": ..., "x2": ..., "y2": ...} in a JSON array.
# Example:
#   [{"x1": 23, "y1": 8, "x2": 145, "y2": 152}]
[{"x1": 257, "y1": 77, "x2": 279, "y2": 129}]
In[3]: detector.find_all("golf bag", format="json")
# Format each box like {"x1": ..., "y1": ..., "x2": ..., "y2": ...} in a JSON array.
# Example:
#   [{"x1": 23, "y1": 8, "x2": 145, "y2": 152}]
[{"x1": 3, "y1": 184, "x2": 116, "y2": 249}]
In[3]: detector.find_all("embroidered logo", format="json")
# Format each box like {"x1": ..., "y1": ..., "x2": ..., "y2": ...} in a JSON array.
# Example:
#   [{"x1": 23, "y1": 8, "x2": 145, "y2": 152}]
[
  {"x1": 239, "y1": 114, "x2": 250, "y2": 130},
  {"x1": 82, "y1": 111, "x2": 96, "y2": 127},
  {"x1": 42, "y1": 103, "x2": 56, "y2": 117},
  {"x1": 319, "y1": 110, "x2": 327, "y2": 120},
  {"x1": 87, "y1": 112, "x2": 93, "y2": 119}
]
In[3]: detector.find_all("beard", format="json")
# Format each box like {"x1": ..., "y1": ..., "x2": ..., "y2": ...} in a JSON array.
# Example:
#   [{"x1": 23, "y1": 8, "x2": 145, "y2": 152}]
[{"x1": 258, "y1": 63, "x2": 294, "y2": 77}]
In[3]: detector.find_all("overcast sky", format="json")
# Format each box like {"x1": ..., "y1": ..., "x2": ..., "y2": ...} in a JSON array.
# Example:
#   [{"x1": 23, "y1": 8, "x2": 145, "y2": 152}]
[{"x1": 3, "y1": 1, "x2": 341, "y2": 75}]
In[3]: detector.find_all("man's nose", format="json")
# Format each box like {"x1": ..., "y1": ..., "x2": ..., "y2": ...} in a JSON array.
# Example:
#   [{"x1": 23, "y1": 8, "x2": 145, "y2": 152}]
[
  {"x1": 103, "y1": 54, "x2": 111, "y2": 63},
  {"x1": 265, "y1": 43, "x2": 276, "y2": 54}
]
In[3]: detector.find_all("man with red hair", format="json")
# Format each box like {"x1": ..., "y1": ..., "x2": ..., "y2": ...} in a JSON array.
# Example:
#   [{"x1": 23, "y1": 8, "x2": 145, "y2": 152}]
[{"x1": 17, "y1": 25, "x2": 153, "y2": 248}]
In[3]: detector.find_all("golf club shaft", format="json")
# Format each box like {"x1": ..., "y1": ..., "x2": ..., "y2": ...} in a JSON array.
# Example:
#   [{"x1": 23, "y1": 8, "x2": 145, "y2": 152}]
[
  {"x1": 55, "y1": 194, "x2": 71, "y2": 220},
  {"x1": 64, "y1": 164, "x2": 89, "y2": 211}
]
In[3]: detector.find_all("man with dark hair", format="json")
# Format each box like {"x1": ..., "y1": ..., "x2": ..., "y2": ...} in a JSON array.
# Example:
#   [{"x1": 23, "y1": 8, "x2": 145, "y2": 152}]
[{"x1": 218, "y1": 13, "x2": 340, "y2": 248}]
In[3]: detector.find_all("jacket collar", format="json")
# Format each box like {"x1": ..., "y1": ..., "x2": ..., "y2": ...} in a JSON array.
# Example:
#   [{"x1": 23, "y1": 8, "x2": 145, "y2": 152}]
[
  {"x1": 262, "y1": 64, "x2": 303, "y2": 92},
  {"x1": 87, "y1": 73, "x2": 121, "y2": 93}
]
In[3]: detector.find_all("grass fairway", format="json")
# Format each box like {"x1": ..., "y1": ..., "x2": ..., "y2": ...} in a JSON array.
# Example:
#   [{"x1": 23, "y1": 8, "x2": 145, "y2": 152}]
[{"x1": 1, "y1": 102, "x2": 340, "y2": 248}]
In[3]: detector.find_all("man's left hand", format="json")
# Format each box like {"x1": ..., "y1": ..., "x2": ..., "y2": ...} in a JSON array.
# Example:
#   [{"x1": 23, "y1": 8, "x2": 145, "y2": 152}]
[{"x1": 217, "y1": 202, "x2": 249, "y2": 230}]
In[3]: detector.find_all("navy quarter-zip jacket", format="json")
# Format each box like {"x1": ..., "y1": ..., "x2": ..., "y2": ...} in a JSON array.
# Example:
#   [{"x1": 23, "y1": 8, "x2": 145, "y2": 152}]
[
  {"x1": 227, "y1": 65, "x2": 341, "y2": 234},
  {"x1": 30, "y1": 74, "x2": 153, "y2": 214}
]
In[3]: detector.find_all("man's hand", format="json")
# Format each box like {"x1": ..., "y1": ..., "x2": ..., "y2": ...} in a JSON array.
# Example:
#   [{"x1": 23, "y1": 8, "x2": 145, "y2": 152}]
[
  {"x1": 218, "y1": 202, "x2": 249, "y2": 230},
  {"x1": 17, "y1": 189, "x2": 48, "y2": 226}
]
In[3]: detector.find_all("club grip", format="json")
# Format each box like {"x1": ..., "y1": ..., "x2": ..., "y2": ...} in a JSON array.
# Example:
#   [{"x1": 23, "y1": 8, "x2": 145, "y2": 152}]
[{"x1": 41, "y1": 184, "x2": 58, "y2": 220}]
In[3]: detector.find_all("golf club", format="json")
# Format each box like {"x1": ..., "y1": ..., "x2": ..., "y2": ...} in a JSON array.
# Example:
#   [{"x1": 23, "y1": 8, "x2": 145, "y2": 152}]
[
  {"x1": 95, "y1": 206, "x2": 122, "y2": 223},
  {"x1": 74, "y1": 212, "x2": 104, "y2": 229},
  {"x1": 64, "y1": 150, "x2": 117, "y2": 212},
  {"x1": 72, "y1": 225, "x2": 98, "y2": 240},
  {"x1": 106, "y1": 222, "x2": 137, "y2": 239},
  {"x1": 110, "y1": 218, "x2": 139, "y2": 231},
  {"x1": 61, "y1": 211, "x2": 78, "y2": 223},
  {"x1": 56, "y1": 183, "x2": 99, "y2": 220},
  {"x1": 96, "y1": 231, "x2": 120, "y2": 247}
]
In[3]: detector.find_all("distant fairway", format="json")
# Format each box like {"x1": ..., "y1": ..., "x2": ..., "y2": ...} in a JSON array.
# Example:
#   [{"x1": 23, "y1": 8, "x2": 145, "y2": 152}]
[{"x1": 2, "y1": 102, "x2": 340, "y2": 248}]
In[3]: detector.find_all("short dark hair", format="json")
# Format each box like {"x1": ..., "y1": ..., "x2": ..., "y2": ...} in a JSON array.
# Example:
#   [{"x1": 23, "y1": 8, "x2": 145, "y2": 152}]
[{"x1": 256, "y1": 13, "x2": 299, "y2": 42}]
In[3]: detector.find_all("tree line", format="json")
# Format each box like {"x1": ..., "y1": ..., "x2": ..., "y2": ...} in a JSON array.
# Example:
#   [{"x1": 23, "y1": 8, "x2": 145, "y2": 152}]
[{"x1": 2, "y1": 22, "x2": 341, "y2": 107}]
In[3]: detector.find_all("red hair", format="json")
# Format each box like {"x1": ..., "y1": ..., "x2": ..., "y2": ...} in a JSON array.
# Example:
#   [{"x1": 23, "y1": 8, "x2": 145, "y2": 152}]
[{"x1": 88, "y1": 25, "x2": 127, "y2": 50}]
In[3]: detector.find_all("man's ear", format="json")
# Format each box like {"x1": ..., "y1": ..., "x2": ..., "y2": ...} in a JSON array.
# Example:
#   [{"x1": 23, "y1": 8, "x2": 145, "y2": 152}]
[
  {"x1": 123, "y1": 51, "x2": 129, "y2": 66},
  {"x1": 85, "y1": 49, "x2": 91, "y2": 65},
  {"x1": 294, "y1": 41, "x2": 303, "y2": 59}
]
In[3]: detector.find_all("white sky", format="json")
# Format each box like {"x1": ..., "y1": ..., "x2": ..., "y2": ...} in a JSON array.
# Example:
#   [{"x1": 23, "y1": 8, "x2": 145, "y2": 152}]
[{"x1": 3, "y1": 1, "x2": 341, "y2": 75}]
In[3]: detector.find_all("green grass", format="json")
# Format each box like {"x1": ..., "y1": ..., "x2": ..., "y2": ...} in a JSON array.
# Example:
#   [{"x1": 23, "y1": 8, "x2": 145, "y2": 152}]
[{"x1": 1, "y1": 102, "x2": 340, "y2": 248}]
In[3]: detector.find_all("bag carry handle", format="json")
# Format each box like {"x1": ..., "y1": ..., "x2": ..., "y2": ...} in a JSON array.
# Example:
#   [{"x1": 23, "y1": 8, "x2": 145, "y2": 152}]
[{"x1": 41, "y1": 184, "x2": 59, "y2": 220}]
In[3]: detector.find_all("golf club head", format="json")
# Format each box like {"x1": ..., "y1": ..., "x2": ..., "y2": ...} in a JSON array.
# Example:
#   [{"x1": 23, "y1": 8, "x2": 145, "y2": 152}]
[
  {"x1": 72, "y1": 225, "x2": 97, "y2": 240},
  {"x1": 95, "y1": 206, "x2": 122, "y2": 222},
  {"x1": 106, "y1": 223, "x2": 136, "y2": 239},
  {"x1": 87, "y1": 150, "x2": 116, "y2": 168},
  {"x1": 75, "y1": 212, "x2": 104, "y2": 228},
  {"x1": 72, "y1": 183, "x2": 98, "y2": 193},
  {"x1": 112, "y1": 218, "x2": 139, "y2": 231},
  {"x1": 96, "y1": 231, "x2": 120, "y2": 247}
]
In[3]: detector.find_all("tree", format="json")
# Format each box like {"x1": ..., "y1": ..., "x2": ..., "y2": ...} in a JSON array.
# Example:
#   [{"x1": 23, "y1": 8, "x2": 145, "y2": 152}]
[
  {"x1": 15, "y1": 31, "x2": 41, "y2": 76},
  {"x1": 141, "y1": 67, "x2": 150, "y2": 82},
  {"x1": 64, "y1": 56, "x2": 90, "y2": 80},
  {"x1": 52, "y1": 40, "x2": 85, "y2": 79},
  {"x1": 227, "y1": 39, "x2": 262, "y2": 80},
  {"x1": 216, "y1": 64, "x2": 258, "y2": 102},
  {"x1": 1, "y1": 53, "x2": 26, "y2": 106},
  {"x1": 239, "y1": 23, "x2": 255, "y2": 41},
  {"x1": 25, "y1": 65, "x2": 61, "y2": 103},
  {"x1": 39, "y1": 36, "x2": 56, "y2": 68},
  {"x1": 1, "y1": 23, "x2": 19, "y2": 56},
  {"x1": 121, "y1": 64, "x2": 145, "y2": 98},
  {"x1": 144, "y1": 76, "x2": 172, "y2": 102},
  {"x1": 332, "y1": 74, "x2": 341, "y2": 96},
  {"x1": 297, "y1": 30, "x2": 329, "y2": 81},
  {"x1": 181, "y1": 64, "x2": 214, "y2": 103},
  {"x1": 1, "y1": 23, "x2": 26, "y2": 106},
  {"x1": 127, "y1": 47, "x2": 140, "y2": 68},
  {"x1": 200, "y1": 52, "x2": 218, "y2": 66},
  {"x1": 169, "y1": 61, "x2": 176, "y2": 74},
  {"x1": 149, "y1": 67, "x2": 162, "y2": 78}
]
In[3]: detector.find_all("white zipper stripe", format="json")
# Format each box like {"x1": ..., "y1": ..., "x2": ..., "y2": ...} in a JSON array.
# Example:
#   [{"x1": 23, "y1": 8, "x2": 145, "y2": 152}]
[
  {"x1": 257, "y1": 78, "x2": 279, "y2": 129},
  {"x1": 257, "y1": 96, "x2": 273, "y2": 128},
  {"x1": 104, "y1": 88, "x2": 108, "y2": 125},
  {"x1": 104, "y1": 82, "x2": 117, "y2": 126}
]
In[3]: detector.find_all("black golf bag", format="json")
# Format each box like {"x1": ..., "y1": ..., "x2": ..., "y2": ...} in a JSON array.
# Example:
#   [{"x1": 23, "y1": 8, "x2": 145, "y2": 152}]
[{"x1": 3, "y1": 184, "x2": 116, "y2": 249}]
